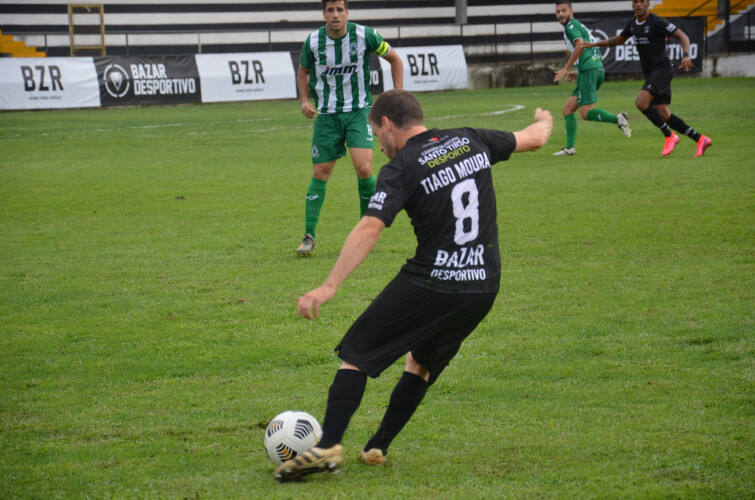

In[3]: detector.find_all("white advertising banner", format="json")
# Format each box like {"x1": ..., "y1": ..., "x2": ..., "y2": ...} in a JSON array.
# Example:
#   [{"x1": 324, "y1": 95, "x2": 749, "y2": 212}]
[
  {"x1": 195, "y1": 52, "x2": 297, "y2": 103},
  {"x1": 0, "y1": 58, "x2": 101, "y2": 110},
  {"x1": 380, "y1": 45, "x2": 468, "y2": 92}
]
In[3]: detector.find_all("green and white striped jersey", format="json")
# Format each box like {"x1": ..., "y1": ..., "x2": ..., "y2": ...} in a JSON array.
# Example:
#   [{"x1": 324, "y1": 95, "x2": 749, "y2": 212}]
[
  {"x1": 563, "y1": 18, "x2": 603, "y2": 72},
  {"x1": 300, "y1": 21, "x2": 390, "y2": 114}
]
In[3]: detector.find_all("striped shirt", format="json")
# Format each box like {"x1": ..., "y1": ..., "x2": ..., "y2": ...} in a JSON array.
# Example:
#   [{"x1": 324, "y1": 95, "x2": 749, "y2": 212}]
[
  {"x1": 300, "y1": 22, "x2": 390, "y2": 114},
  {"x1": 563, "y1": 18, "x2": 603, "y2": 72}
]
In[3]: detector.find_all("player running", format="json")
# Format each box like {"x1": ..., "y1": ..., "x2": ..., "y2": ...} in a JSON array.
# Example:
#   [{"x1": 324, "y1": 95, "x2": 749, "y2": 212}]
[
  {"x1": 583, "y1": 0, "x2": 712, "y2": 157},
  {"x1": 295, "y1": 0, "x2": 403, "y2": 256},
  {"x1": 274, "y1": 90, "x2": 553, "y2": 482},
  {"x1": 552, "y1": 0, "x2": 631, "y2": 157}
]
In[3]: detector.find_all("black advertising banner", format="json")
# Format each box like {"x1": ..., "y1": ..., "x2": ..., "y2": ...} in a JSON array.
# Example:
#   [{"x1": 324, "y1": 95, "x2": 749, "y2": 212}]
[
  {"x1": 368, "y1": 53, "x2": 385, "y2": 96},
  {"x1": 580, "y1": 16, "x2": 705, "y2": 73},
  {"x1": 95, "y1": 55, "x2": 201, "y2": 106}
]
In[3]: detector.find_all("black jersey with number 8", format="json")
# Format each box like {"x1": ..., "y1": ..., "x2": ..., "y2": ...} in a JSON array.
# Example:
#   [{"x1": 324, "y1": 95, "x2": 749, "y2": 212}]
[{"x1": 366, "y1": 127, "x2": 517, "y2": 294}]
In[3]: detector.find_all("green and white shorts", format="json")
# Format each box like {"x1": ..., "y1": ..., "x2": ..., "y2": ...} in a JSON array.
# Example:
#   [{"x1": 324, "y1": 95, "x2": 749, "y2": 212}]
[{"x1": 311, "y1": 107, "x2": 374, "y2": 164}]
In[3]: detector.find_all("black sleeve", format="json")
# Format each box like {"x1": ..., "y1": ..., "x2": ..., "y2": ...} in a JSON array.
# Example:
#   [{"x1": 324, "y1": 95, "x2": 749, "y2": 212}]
[
  {"x1": 365, "y1": 161, "x2": 409, "y2": 228},
  {"x1": 470, "y1": 128, "x2": 517, "y2": 164},
  {"x1": 655, "y1": 15, "x2": 678, "y2": 37},
  {"x1": 620, "y1": 19, "x2": 632, "y2": 39}
]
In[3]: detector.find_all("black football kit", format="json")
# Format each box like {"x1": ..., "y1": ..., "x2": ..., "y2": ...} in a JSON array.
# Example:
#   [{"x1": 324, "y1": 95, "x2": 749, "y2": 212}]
[
  {"x1": 336, "y1": 127, "x2": 517, "y2": 383},
  {"x1": 621, "y1": 13, "x2": 678, "y2": 103}
]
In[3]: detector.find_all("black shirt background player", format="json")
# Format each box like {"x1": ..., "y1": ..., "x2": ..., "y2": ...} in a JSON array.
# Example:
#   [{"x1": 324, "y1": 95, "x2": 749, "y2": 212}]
[
  {"x1": 582, "y1": 0, "x2": 711, "y2": 157},
  {"x1": 621, "y1": 12, "x2": 677, "y2": 77}
]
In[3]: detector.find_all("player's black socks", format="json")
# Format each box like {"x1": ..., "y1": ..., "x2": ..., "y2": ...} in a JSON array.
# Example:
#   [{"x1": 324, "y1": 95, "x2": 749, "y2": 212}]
[
  {"x1": 641, "y1": 106, "x2": 672, "y2": 137},
  {"x1": 666, "y1": 114, "x2": 702, "y2": 142},
  {"x1": 318, "y1": 369, "x2": 367, "y2": 449},
  {"x1": 364, "y1": 371, "x2": 429, "y2": 455}
]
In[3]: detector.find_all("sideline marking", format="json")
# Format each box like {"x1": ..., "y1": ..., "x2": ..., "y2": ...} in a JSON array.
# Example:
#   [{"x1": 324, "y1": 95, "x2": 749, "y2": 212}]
[
  {"x1": 432, "y1": 105, "x2": 526, "y2": 121},
  {"x1": 6, "y1": 106, "x2": 527, "y2": 139}
]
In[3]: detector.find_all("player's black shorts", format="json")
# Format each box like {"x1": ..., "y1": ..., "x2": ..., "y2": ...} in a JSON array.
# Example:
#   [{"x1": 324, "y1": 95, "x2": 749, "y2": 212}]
[
  {"x1": 642, "y1": 64, "x2": 674, "y2": 105},
  {"x1": 335, "y1": 274, "x2": 497, "y2": 385}
]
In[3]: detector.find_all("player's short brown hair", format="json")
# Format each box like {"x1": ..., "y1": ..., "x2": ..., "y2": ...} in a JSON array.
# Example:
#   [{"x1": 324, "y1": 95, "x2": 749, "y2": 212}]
[
  {"x1": 322, "y1": 0, "x2": 347, "y2": 10},
  {"x1": 369, "y1": 90, "x2": 425, "y2": 130}
]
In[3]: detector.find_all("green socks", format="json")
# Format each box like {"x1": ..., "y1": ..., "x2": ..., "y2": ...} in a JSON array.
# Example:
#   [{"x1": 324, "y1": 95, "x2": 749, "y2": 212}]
[
  {"x1": 304, "y1": 174, "x2": 375, "y2": 238},
  {"x1": 564, "y1": 113, "x2": 577, "y2": 149},
  {"x1": 565, "y1": 109, "x2": 619, "y2": 148},
  {"x1": 357, "y1": 174, "x2": 376, "y2": 217},
  {"x1": 586, "y1": 108, "x2": 618, "y2": 124},
  {"x1": 305, "y1": 178, "x2": 327, "y2": 238}
]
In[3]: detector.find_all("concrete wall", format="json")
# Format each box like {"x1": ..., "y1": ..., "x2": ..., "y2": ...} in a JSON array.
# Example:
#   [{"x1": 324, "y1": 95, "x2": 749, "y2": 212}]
[
  {"x1": 703, "y1": 53, "x2": 755, "y2": 77},
  {"x1": 467, "y1": 53, "x2": 755, "y2": 89}
]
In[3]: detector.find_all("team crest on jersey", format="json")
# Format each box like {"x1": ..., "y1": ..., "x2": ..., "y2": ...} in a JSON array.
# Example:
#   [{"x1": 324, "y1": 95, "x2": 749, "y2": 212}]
[
  {"x1": 312, "y1": 145, "x2": 320, "y2": 158},
  {"x1": 350, "y1": 43, "x2": 358, "y2": 55}
]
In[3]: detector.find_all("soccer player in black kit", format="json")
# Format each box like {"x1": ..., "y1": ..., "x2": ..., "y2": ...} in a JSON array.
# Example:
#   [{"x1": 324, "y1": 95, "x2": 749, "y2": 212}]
[
  {"x1": 584, "y1": 0, "x2": 712, "y2": 157},
  {"x1": 274, "y1": 90, "x2": 553, "y2": 482}
]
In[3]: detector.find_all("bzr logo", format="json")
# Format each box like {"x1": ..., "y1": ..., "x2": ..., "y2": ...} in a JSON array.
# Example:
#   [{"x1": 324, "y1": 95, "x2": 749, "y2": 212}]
[
  {"x1": 229, "y1": 60, "x2": 265, "y2": 84},
  {"x1": 21, "y1": 65, "x2": 63, "y2": 92},
  {"x1": 407, "y1": 54, "x2": 439, "y2": 77}
]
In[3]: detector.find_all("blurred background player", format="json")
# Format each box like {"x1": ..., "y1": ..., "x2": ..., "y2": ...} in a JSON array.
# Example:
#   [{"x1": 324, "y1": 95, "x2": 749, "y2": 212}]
[
  {"x1": 552, "y1": 0, "x2": 631, "y2": 156},
  {"x1": 296, "y1": 0, "x2": 403, "y2": 255},
  {"x1": 275, "y1": 90, "x2": 553, "y2": 482},
  {"x1": 583, "y1": 0, "x2": 711, "y2": 157}
]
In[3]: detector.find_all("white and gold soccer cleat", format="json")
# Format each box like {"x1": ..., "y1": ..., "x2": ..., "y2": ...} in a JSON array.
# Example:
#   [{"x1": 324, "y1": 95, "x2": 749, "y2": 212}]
[
  {"x1": 274, "y1": 444, "x2": 343, "y2": 482},
  {"x1": 358, "y1": 448, "x2": 386, "y2": 466}
]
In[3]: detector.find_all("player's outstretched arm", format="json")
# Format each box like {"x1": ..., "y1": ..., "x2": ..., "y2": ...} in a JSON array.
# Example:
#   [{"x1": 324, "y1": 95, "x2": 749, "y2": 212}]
[
  {"x1": 297, "y1": 216, "x2": 385, "y2": 320},
  {"x1": 297, "y1": 65, "x2": 316, "y2": 119},
  {"x1": 554, "y1": 39, "x2": 584, "y2": 83},
  {"x1": 584, "y1": 34, "x2": 628, "y2": 49},
  {"x1": 513, "y1": 108, "x2": 553, "y2": 152}
]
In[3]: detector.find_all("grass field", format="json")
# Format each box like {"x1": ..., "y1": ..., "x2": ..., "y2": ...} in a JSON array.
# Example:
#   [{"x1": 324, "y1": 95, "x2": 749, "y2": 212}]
[{"x1": 1, "y1": 77, "x2": 753, "y2": 498}]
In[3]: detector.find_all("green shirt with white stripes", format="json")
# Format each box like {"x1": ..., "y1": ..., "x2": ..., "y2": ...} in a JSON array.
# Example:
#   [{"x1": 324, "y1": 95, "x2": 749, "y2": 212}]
[{"x1": 300, "y1": 21, "x2": 390, "y2": 114}]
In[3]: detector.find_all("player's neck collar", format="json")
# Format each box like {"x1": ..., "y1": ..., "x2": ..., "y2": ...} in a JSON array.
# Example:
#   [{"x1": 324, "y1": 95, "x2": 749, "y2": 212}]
[{"x1": 326, "y1": 21, "x2": 350, "y2": 39}]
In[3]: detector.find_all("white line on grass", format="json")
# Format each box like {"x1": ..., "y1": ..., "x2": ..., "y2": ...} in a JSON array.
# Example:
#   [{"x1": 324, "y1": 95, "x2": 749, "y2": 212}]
[
  {"x1": 432, "y1": 104, "x2": 526, "y2": 120},
  {"x1": 237, "y1": 105, "x2": 527, "y2": 134},
  {"x1": 5, "y1": 107, "x2": 526, "y2": 139}
]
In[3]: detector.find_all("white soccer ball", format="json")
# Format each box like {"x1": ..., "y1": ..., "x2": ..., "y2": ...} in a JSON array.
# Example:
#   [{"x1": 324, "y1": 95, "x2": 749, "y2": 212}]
[{"x1": 264, "y1": 410, "x2": 323, "y2": 466}]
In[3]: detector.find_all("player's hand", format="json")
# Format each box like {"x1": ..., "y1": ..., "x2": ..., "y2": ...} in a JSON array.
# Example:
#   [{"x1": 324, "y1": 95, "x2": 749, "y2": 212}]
[
  {"x1": 565, "y1": 71, "x2": 577, "y2": 82},
  {"x1": 678, "y1": 57, "x2": 693, "y2": 72},
  {"x1": 297, "y1": 284, "x2": 336, "y2": 320},
  {"x1": 553, "y1": 68, "x2": 568, "y2": 83},
  {"x1": 533, "y1": 107, "x2": 554, "y2": 145},
  {"x1": 301, "y1": 102, "x2": 316, "y2": 119},
  {"x1": 534, "y1": 107, "x2": 553, "y2": 125}
]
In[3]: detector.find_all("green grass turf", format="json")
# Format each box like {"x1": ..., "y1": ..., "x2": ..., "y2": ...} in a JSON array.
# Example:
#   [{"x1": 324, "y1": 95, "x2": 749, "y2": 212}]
[{"x1": 1, "y1": 77, "x2": 753, "y2": 498}]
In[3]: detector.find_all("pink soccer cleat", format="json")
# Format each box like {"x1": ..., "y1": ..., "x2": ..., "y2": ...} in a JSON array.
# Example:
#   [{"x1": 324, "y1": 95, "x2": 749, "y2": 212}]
[
  {"x1": 695, "y1": 135, "x2": 712, "y2": 157},
  {"x1": 662, "y1": 134, "x2": 680, "y2": 156}
]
